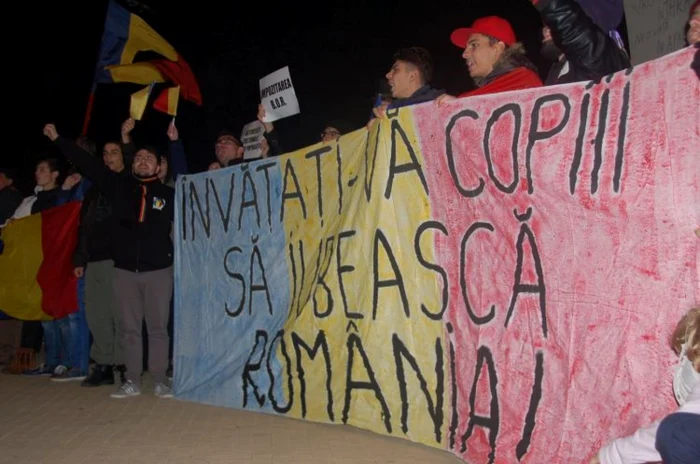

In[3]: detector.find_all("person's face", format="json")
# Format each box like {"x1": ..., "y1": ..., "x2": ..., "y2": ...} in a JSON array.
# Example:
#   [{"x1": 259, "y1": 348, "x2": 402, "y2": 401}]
[
  {"x1": 462, "y1": 33, "x2": 504, "y2": 79},
  {"x1": 102, "y1": 143, "x2": 124, "y2": 173},
  {"x1": 688, "y1": 6, "x2": 700, "y2": 45},
  {"x1": 35, "y1": 162, "x2": 58, "y2": 188},
  {"x1": 386, "y1": 60, "x2": 419, "y2": 98},
  {"x1": 132, "y1": 149, "x2": 160, "y2": 178},
  {"x1": 321, "y1": 126, "x2": 341, "y2": 143},
  {"x1": 158, "y1": 157, "x2": 169, "y2": 181},
  {"x1": 215, "y1": 135, "x2": 243, "y2": 164}
]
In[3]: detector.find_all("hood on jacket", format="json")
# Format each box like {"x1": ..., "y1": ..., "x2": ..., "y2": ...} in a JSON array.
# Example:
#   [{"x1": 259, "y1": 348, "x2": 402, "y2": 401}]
[{"x1": 475, "y1": 42, "x2": 539, "y2": 88}]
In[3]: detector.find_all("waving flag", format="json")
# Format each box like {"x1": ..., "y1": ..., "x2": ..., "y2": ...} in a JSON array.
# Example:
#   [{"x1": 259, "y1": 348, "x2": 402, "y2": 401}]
[
  {"x1": 153, "y1": 85, "x2": 179, "y2": 116},
  {"x1": 129, "y1": 82, "x2": 155, "y2": 120},
  {"x1": 83, "y1": 0, "x2": 201, "y2": 133},
  {"x1": 0, "y1": 202, "x2": 80, "y2": 321},
  {"x1": 92, "y1": 0, "x2": 178, "y2": 83}
]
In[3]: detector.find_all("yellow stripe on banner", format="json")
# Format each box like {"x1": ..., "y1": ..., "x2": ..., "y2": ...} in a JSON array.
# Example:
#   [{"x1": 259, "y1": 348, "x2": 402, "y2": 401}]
[
  {"x1": 130, "y1": 84, "x2": 152, "y2": 120},
  {"x1": 279, "y1": 111, "x2": 446, "y2": 447},
  {"x1": 167, "y1": 86, "x2": 179, "y2": 116},
  {"x1": 0, "y1": 213, "x2": 50, "y2": 320},
  {"x1": 107, "y1": 62, "x2": 166, "y2": 84},
  {"x1": 122, "y1": 14, "x2": 178, "y2": 64}
]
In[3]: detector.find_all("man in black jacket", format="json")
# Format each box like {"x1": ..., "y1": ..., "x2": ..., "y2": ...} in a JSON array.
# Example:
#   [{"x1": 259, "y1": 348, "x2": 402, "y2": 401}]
[
  {"x1": 74, "y1": 140, "x2": 127, "y2": 387},
  {"x1": 529, "y1": 0, "x2": 630, "y2": 85},
  {"x1": 43, "y1": 124, "x2": 175, "y2": 399}
]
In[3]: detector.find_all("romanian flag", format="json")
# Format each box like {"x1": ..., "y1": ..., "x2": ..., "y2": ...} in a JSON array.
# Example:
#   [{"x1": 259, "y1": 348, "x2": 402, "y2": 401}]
[
  {"x1": 92, "y1": 0, "x2": 201, "y2": 105},
  {"x1": 83, "y1": 1, "x2": 201, "y2": 133},
  {"x1": 0, "y1": 202, "x2": 80, "y2": 321},
  {"x1": 129, "y1": 82, "x2": 155, "y2": 120},
  {"x1": 153, "y1": 85, "x2": 179, "y2": 116}
]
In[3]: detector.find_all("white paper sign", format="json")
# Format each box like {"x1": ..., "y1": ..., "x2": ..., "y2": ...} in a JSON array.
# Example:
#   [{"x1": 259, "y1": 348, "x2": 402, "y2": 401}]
[
  {"x1": 240, "y1": 120, "x2": 265, "y2": 160},
  {"x1": 624, "y1": 0, "x2": 693, "y2": 65},
  {"x1": 259, "y1": 66, "x2": 300, "y2": 122}
]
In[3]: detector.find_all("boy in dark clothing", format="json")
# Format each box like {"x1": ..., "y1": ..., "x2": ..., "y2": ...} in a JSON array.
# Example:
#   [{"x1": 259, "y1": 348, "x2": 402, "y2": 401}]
[{"x1": 74, "y1": 140, "x2": 129, "y2": 387}]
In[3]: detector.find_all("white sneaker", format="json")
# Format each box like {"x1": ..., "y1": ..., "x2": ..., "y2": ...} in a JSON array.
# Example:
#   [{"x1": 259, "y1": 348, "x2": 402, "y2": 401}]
[
  {"x1": 110, "y1": 380, "x2": 141, "y2": 399},
  {"x1": 154, "y1": 382, "x2": 173, "y2": 398}
]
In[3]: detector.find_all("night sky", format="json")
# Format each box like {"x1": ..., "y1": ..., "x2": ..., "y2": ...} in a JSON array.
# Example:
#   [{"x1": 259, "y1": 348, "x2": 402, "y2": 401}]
[{"x1": 14, "y1": 0, "x2": 628, "y2": 192}]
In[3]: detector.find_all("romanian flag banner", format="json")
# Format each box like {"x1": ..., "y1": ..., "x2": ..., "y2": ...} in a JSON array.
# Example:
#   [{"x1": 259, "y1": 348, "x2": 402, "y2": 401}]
[
  {"x1": 173, "y1": 48, "x2": 699, "y2": 463},
  {"x1": 92, "y1": 0, "x2": 201, "y2": 105},
  {"x1": 93, "y1": 0, "x2": 178, "y2": 82},
  {"x1": 129, "y1": 82, "x2": 155, "y2": 120},
  {"x1": 153, "y1": 85, "x2": 180, "y2": 116},
  {"x1": 0, "y1": 202, "x2": 81, "y2": 321}
]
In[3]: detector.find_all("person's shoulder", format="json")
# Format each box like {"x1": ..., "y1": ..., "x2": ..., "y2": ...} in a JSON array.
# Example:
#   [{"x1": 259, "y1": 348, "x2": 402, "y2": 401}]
[{"x1": 157, "y1": 182, "x2": 175, "y2": 197}]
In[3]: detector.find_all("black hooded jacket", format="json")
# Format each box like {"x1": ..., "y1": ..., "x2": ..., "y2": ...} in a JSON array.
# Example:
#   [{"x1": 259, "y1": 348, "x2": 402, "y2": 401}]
[{"x1": 536, "y1": 0, "x2": 630, "y2": 85}]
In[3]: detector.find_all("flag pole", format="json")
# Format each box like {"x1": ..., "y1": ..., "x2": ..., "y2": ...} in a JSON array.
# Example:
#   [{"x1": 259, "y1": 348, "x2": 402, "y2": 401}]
[{"x1": 81, "y1": 86, "x2": 96, "y2": 135}]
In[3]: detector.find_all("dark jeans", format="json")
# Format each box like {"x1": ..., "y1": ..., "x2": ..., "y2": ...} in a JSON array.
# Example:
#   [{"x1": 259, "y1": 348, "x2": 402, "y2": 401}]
[
  {"x1": 20, "y1": 321, "x2": 42, "y2": 353},
  {"x1": 656, "y1": 412, "x2": 700, "y2": 463}
]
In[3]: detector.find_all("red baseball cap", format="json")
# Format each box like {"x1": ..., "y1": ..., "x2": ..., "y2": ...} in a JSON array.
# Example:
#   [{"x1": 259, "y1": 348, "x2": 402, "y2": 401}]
[{"x1": 451, "y1": 16, "x2": 517, "y2": 49}]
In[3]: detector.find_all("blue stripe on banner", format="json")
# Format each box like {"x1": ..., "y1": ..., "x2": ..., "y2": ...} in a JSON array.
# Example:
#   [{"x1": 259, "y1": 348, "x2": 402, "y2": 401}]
[
  {"x1": 173, "y1": 159, "x2": 289, "y2": 412},
  {"x1": 93, "y1": 0, "x2": 132, "y2": 83}
]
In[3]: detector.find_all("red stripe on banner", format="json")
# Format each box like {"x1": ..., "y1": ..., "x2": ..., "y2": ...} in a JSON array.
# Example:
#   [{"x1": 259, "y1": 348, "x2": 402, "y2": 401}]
[
  {"x1": 36, "y1": 202, "x2": 81, "y2": 319},
  {"x1": 151, "y1": 54, "x2": 202, "y2": 105}
]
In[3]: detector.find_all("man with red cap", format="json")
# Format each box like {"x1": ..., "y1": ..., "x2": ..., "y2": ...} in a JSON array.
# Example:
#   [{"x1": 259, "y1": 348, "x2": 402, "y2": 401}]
[
  {"x1": 436, "y1": 15, "x2": 542, "y2": 104},
  {"x1": 528, "y1": 0, "x2": 630, "y2": 85}
]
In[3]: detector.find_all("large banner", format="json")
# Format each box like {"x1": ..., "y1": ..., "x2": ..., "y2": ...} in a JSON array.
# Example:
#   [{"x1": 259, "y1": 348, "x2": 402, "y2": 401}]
[{"x1": 173, "y1": 47, "x2": 699, "y2": 463}]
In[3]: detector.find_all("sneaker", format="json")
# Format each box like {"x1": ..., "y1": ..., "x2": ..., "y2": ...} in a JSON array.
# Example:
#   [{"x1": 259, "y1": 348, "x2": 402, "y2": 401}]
[
  {"x1": 81, "y1": 364, "x2": 115, "y2": 387},
  {"x1": 23, "y1": 365, "x2": 56, "y2": 376},
  {"x1": 110, "y1": 380, "x2": 141, "y2": 399},
  {"x1": 154, "y1": 382, "x2": 173, "y2": 398},
  {"x1": 49, "y1": 365, "x2": 69, "y2": 379},
  {"x1": 51, "y1": 367, "x2": 87, "y2": 382},
  {"x1": 166, "y1": 365, "x2": 173, "y2": 380}
]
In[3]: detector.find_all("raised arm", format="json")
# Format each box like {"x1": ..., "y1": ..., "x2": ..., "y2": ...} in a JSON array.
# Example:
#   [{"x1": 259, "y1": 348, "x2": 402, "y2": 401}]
[{"x1": 43, "y1": 124, "x2": 119, "y2": 200}]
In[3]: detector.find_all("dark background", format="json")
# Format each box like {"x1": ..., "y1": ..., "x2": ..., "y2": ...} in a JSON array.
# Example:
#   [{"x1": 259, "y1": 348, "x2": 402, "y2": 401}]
[{"x1": 10, "y1": 0, "x2": 628, "y2": 192}]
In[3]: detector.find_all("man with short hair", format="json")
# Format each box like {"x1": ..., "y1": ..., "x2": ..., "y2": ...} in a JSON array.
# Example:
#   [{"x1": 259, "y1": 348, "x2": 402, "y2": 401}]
[
  {"x1": 5, "y1": 158, "x2": 62, "y2": 374},
  {"x1": 374, "y1": 46, "x2": 444, "y2": 117},
  {"x1": 75, "y1": 140, "x2": 128, "y2": 387},
  {"x1": 43, "y1": 123, "x2": 175, "y2": 399}
]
